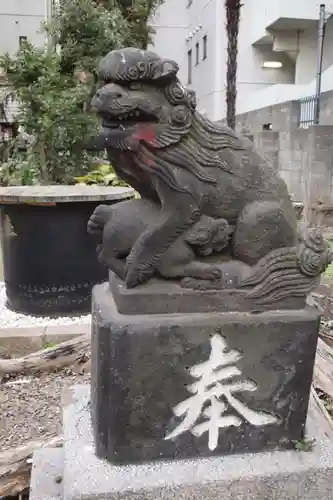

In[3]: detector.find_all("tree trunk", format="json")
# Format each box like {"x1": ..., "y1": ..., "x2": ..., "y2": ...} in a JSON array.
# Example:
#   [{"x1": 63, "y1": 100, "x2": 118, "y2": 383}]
[
  {"x1": 225, "y1": 0, "x2": 242, "y2": 130},
  {"x1": 38, "y1": 140, "x2": 50, "y2": 185}
]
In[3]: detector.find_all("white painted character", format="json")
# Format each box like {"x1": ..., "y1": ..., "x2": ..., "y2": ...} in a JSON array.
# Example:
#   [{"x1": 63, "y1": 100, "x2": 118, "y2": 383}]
[{"x1": 165, "y1": 334, "x2": 278, "y2": 451}]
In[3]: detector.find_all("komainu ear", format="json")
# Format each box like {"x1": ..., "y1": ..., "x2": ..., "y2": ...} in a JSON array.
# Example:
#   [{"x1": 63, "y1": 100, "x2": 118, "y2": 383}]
[{"x1": 152, "y1": 59, "x2": 179, "y2": 85}]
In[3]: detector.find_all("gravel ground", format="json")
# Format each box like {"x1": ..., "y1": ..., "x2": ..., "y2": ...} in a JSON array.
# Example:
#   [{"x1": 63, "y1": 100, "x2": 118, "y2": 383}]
[
  {"x1": 0, "y1": 370, "x2": 90, "y2": 452},
  {"x1": 0, "y1": 283, "x2": 91, "y2": 329}
]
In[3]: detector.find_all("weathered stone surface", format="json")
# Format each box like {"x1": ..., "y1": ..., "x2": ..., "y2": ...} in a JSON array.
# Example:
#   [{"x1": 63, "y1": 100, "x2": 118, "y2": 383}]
[
  {"x1": 0, "y1": 185, "x2": 133, "y2": 203},
  {"x1": 91, "y1": 283, "x2": 319, "y2": 464},
  {"x1": 110, "y1": 272, "x2": 306, "y2": 315},
  {"x1": 88, "y1": 199, "x2": 233, "y2": 284},
  {"x1": 63, "y1": 384, "x2": 333, "y2": 500}
]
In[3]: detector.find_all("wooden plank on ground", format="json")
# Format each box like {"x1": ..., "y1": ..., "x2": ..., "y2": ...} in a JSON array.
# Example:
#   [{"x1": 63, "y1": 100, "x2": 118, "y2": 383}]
[{"x1": 314, "y1": 337, "x2": 333, "y2": 399}]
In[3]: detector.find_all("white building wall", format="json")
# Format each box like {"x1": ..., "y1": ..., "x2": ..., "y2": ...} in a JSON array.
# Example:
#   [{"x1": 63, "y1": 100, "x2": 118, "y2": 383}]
[
  {"x1": 294, "y1": 28, "x2": 318, "y2": 85},
  {"x1": 238, "y1": 15, "x2": 333, "y2": 114},
  {"x1": 3, "y1": 0, "x2": 333, "y2": 122},
  {"x1": 270, "y1": 0, "x2": 322, "y2": 21},
  {"x1": 0, "y1": 0, "x2": 49, "y2": 54},
  {"x1": 186, "y1": 0, "x2": 298, "y2": 119},
  {"x1": 251, "y1": 0, "x2": 324, "y2": 44},
  {"x1": 237, "y1": 1, "x2": 296, "y2": 109},
  {"x1": 295, "y1": 16, "x2": 333, "y2": 85},
  {"x1": 151, "y1": 0, "x2": 333, "y2": 121},
  {"x1": 151, "y1": 0, "x2": 225, "y2": 120},
  {"x1": 187, "y1": 0, "x2": 221, "y2": 119},
  {"x1": 149, "y1": 0, "x2": 188, "y2": 84}
]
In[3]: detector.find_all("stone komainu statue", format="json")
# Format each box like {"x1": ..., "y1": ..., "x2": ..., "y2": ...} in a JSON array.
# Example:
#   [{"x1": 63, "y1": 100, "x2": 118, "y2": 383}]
[{"x1": 87, "y1": 47, "x2": 331, "y2": 307}]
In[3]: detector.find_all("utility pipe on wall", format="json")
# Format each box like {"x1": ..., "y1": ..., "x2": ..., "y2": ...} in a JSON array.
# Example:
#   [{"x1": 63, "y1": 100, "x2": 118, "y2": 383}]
[{"x1": 314, "y1": 4, "x2": 327, "y2": 125}]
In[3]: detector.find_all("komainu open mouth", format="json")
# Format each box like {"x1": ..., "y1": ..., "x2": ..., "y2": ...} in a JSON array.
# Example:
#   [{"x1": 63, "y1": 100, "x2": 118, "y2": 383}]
[{"x1": 101, "y1": 109, "x2": 158, "y2": 129}]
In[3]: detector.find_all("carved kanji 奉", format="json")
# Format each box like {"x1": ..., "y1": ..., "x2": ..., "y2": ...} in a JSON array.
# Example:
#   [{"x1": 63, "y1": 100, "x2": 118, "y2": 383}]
[{"x1": 165, "y1": 334, "x2": 278, "y2": 451}]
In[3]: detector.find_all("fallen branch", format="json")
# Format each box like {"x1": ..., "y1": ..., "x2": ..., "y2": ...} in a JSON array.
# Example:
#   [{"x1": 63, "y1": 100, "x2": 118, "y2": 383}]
[
  {"x1": 309, "y1": 386, "x2": 333, "y2": 442},
  {"x1": 0, "y1": 436, "x2": 62, "y2": 497},
  {"x1": 0, "y1": 335, "x2": 90, "y2": 377}
]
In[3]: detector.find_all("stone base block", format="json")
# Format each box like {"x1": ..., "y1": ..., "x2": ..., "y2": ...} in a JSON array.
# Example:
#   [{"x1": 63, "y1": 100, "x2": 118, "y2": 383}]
[
  {"x1": 91, "y1": 283, "x2": 319, "y2": 464},
  {"x1": 62, "y1": 385, "x2": 333, "y2": 500},
  {"x1": 110, "y1": 272, "x2": 305, "y2": 314}
]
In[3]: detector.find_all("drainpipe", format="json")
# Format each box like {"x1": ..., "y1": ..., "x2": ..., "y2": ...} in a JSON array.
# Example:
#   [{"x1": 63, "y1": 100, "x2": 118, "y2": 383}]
[
  {"x1": 314, "y1": 4, "x2": 326, "y2": 124},
  {"x1": 45, "y1": 0, "x2": 52, "y2": 49},
  {"x1": 46, "y1": 0, "x2": 58, "y2": 52}
]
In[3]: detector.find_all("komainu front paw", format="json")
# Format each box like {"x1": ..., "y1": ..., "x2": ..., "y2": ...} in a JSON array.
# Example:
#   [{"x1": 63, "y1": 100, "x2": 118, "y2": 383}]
[
  {"x1": 87, "y1": 204, "x2": 113, "y2": 235},
  {"x1": 125, "y1": 260, "x2": 155, "y2": 288}
]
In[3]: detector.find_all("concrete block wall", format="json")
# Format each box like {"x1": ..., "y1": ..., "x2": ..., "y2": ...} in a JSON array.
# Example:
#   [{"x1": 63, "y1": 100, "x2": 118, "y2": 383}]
[
  {"x1": 251, "y1": 126, "x2": 333, "y2": 204},
  {"x1": 234, "y1": 100, "x2": 301, "y2": 134},
  {"x1": 305, "y1": 126, "x2": 333, "y2": 203},
  {"x1": 251, "y1": 131, "x2": 280, "y2": 172},
  {"x1": 319, "y1": 91, "x2": 333, "y2": 125},
  {"x1": 278, "y1": 129, "x2": 308, "y2": 201},
  {"x1": 228, "y1": 89, "x2": 333, "y2": 134}
]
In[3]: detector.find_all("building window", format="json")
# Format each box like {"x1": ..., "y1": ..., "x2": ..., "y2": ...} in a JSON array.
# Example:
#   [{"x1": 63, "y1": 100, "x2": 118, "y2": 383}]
[
  {"x1": 19, "y1": 36, "x2": 27, "y2": 47},
  {"x1": 203, "y1": 35, "x2": 207, "y2": 60},
  {"x1": 188, "y1": 49, "x2": 192, "y2": 84},
  {"x1": 195, "y1": 42, "x2": 199, "y2": 65}
]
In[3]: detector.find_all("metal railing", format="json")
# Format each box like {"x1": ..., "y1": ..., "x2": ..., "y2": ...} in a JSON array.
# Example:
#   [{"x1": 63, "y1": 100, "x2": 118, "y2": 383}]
[{"x1": 298, "y1": 95, "x2": 317, "y2": 129}]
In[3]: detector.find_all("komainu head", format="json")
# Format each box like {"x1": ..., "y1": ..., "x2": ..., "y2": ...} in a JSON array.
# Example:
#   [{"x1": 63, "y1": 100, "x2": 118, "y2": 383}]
[
  {"x1": 91, "y1": 47, "x2": 243, "y2": 192},
  {"x1": 91, "y1": 47, "x2": 197, "y2": 145}
]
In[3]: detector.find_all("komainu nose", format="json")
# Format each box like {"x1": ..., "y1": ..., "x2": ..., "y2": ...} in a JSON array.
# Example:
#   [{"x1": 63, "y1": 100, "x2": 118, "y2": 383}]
[{"x1": 95, "y1": 84, "x2": 124, "y2": 100}]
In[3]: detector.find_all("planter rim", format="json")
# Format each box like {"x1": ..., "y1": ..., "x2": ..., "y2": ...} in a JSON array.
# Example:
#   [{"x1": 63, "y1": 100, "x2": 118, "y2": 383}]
[{"x1": 0, "y1": 185, "x2": 134, "y2": 203}]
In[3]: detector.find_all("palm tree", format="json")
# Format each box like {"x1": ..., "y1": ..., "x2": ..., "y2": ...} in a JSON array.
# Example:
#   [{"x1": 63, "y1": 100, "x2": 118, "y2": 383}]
[
  {"x1": 225, "y1": 0, "x2": 242, "y2": 129},
  {"x1": 116, "y1": 0, "x2": 162, "y2": 49}
]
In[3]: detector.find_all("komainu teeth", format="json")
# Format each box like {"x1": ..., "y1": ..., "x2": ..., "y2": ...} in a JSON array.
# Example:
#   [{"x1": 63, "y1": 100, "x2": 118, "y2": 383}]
[{"x1": 117, "y1": 110, "x2": 141, "y2": 121}]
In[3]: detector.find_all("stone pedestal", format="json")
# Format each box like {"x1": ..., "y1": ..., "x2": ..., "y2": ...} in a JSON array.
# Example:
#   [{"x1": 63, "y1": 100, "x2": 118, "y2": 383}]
[{"x1": 91, "y1": 278, "x2": 320, "y2": 465}]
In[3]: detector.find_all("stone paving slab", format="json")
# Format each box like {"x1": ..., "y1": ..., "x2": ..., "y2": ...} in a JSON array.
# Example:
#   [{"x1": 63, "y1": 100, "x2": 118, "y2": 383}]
[
  {"x1": 0, "y1": 323, "x2": 90, "y2": 357},
  {"x1": 0, "y1": 323, "x2": 90, "y2": 338},
  {"x1": 30, "y1": 447, "x2": 64, "y2": 500},
  {"x1": 61, "y1": 385, "x2": 333, "y2": 500}
]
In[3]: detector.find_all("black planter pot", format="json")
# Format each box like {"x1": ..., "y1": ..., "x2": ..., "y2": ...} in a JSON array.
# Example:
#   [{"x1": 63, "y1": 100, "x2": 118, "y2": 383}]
[{"x1": 0, "y1": 186, "x2": 133, "y2": 316}]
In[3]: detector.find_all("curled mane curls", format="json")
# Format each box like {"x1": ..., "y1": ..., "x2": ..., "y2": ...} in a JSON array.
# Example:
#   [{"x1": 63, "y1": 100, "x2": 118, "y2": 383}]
[{"x1": 134, "y1": 110, "x2": 249, "y2": 193}]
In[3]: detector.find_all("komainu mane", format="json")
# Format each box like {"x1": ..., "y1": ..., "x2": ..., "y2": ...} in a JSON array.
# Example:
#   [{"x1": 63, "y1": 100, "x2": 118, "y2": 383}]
[{"x1": 88, "y1": 47, "x2": 331, "y2": 307}]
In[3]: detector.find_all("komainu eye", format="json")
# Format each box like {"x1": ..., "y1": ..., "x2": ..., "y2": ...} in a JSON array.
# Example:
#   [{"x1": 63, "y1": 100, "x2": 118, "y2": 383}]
[{"x1": 129, "y1": 82, "x2": 143, "y2": 91}]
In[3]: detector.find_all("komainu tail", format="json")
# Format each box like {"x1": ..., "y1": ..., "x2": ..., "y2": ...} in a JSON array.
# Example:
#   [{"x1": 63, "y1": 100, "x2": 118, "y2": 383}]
[{"x1": 238, "y1": 228, "x2": 332, "y2": 305}]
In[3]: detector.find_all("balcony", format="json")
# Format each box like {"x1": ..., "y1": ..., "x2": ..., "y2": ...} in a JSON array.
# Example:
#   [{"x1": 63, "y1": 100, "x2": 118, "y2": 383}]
[{"x1": 251, "y1": 0, "x2": 322, "y2": 45}]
